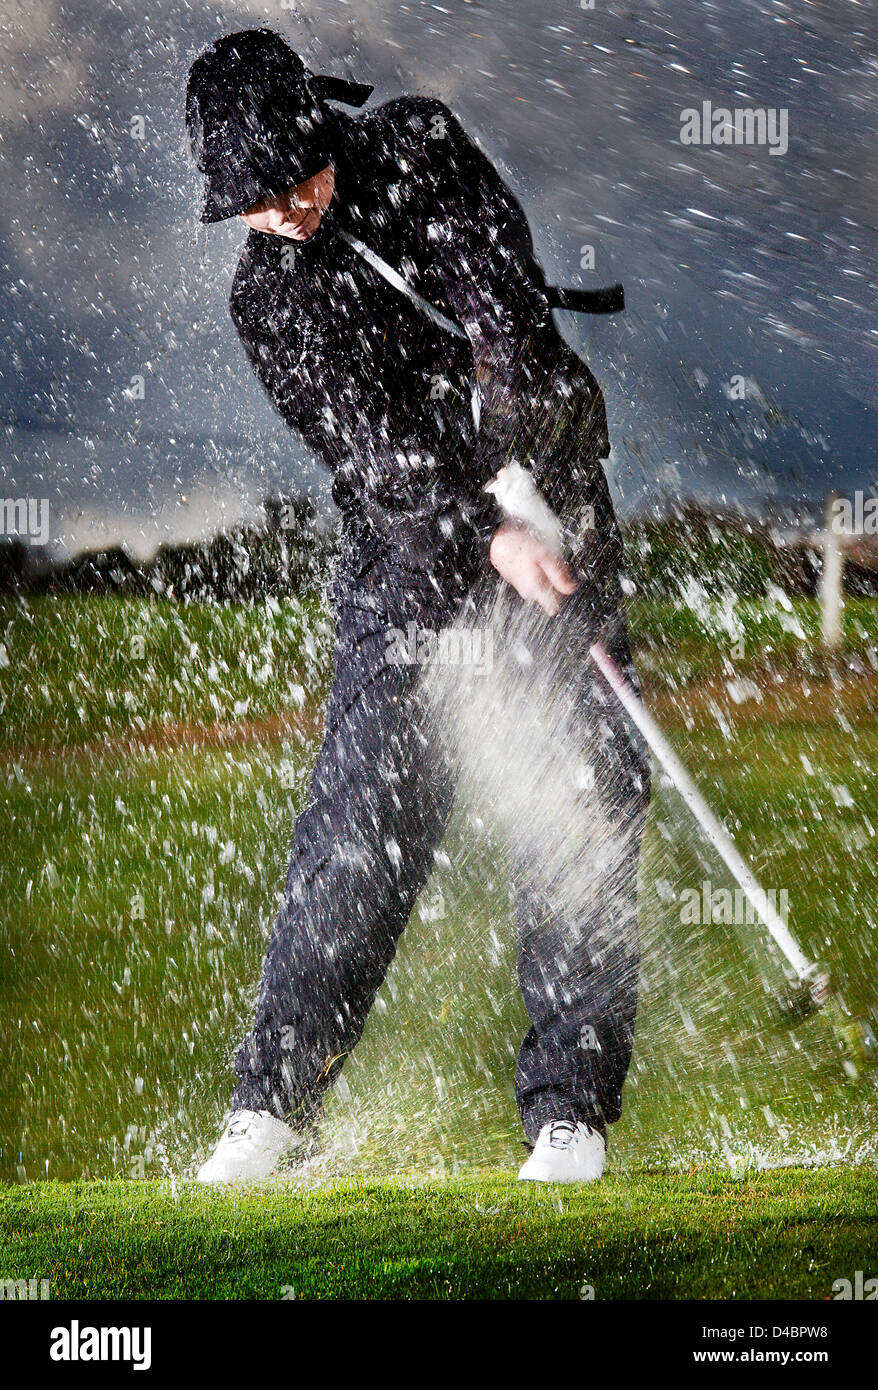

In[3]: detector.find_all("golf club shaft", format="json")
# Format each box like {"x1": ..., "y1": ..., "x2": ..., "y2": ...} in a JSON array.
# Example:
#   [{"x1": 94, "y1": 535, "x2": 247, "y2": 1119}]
[
  {"x1": 487, "y1": 473, "x2": 824, "y2": 993},
  {"x1": 588, "y1": 640, "x2": 821, "y2": 987}
]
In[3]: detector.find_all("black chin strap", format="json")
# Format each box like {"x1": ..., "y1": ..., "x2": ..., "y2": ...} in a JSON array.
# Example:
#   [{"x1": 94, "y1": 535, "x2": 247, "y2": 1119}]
[
  {"x1": 545, "y1": 283, "x2": 625, "y2": 315},
  {"x1": 309, "y1": 74, "x2": 374, "y2": 107}
]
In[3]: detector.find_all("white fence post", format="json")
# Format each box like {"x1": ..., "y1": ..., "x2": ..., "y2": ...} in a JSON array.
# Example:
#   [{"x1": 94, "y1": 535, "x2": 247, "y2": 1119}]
[{"x1": 820, "y1": 491, "x2": 844, "y2": 650}]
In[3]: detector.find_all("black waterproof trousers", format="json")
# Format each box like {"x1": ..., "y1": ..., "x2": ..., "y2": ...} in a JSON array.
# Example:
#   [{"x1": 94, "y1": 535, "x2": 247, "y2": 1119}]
[{"x1": 232, "y1": 501, "x2": 651, "y2": 1141}]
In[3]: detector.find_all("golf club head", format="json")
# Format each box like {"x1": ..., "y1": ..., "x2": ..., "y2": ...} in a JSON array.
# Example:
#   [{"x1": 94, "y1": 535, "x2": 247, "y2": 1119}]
[
  {"x1": 778, "y1": 966, "x2": 831, "y2": 1022},
  {"x1": 778, "y1": 968, "x2": 877, "y2": 1079}
]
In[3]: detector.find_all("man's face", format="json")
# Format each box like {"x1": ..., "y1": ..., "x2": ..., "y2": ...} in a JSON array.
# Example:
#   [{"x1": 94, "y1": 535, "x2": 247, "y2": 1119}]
[{"x1": 238, "y1": 166, "x2": 335, "y2": 241}]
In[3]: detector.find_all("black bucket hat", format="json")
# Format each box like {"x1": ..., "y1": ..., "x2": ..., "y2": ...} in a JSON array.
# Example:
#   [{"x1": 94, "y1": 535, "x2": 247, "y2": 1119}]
[{"x1": 186, "y1": 28, "x2": 373, "y2": 223}]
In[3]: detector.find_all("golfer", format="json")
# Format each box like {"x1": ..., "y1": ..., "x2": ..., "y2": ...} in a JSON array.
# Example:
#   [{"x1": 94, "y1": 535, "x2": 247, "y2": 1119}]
[{"x1": 187, "y1": 27, "x2": 651, "y2": 1183}]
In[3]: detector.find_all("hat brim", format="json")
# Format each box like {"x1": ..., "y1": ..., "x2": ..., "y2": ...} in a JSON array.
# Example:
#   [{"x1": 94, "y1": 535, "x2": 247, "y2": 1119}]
[{"x1": 198, "y1": 148, "x2": 334, "y2": 223}]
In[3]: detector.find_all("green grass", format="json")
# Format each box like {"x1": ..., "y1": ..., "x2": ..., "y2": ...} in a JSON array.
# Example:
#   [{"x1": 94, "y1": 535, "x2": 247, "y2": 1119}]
[
  {"x1": 0, "y1": 593, "x2": 333, "y2": 752},
  {"x1": 3, "y1": 592, "x2": 877, "y2": 755},
  {"x1": 2, "y1": 1169, "x2": 876, "y2": 1299},
  {"x1": 3, "y1": 593, "x2": 878, "y2": 1297},
  {"x1": 628, "y1": 594, "x2": 878, "y2": 686}
]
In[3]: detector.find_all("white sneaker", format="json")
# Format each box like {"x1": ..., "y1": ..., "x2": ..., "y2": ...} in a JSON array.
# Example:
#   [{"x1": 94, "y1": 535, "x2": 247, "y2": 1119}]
[
  {"x1": 196, "y1": 1109, "x2": 299, "y2": 1184},
  {"x1": 518, "y1": 1119, "x2": 606, "y2": 1184}
]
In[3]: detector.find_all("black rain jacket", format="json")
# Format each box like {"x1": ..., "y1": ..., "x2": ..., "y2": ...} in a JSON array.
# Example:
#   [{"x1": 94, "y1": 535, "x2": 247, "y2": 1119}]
[{"x1": 228, "y1": 97, "x2": 616, "y2": 582}]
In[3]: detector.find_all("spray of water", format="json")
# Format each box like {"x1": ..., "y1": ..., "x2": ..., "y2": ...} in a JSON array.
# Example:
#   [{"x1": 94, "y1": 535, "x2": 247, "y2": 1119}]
[
  {"x1": 288, "y1": 580, "x2": 877, "y2": 1183},
  {"x1": 13, "y1": 591, "x2": 874, "y2": 1185}
]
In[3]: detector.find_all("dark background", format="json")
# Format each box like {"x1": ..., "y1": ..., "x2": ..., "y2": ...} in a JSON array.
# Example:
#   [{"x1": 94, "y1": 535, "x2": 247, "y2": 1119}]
[{"x1": 2, "y1": 0, "x2": 876, "y2": 559}]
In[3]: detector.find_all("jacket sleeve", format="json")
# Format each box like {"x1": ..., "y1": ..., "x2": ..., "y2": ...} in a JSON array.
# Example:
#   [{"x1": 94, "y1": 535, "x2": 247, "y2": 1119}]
[{"x1": 423, "y1": 103, "x2": 609, "y2": 509}]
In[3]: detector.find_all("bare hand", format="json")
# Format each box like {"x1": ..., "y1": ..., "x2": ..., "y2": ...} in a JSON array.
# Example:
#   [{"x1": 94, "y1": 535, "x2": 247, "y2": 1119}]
[{"x1": 488, "y1": 521, "x2": 577, "y2": 616}]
